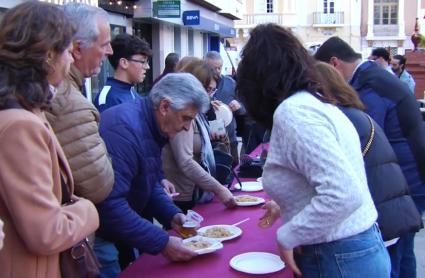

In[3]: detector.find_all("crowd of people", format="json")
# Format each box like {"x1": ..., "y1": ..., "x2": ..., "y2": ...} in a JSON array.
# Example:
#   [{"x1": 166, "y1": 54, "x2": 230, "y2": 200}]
[
  {"x1": 368, "y1": 47, "x2": 416, "y2": 94},
  {"x1": 0, "y1": 2, "x2": 424, "y2": 278}
]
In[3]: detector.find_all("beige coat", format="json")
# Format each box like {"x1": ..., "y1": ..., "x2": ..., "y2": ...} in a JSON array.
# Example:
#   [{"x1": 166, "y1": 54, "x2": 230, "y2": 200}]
[
  {"x1": 46, "y1": 66, "x2": 114, "y2": 204},
  {"x1": 162, "y1": 120, "x2": 222, "y2": 202},
  {"x1": 0, "y1": 108, "x2": 99, "y2": 278}
]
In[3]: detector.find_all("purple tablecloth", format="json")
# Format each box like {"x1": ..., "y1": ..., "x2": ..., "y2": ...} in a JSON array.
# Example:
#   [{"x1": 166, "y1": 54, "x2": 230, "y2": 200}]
[{"x1": 119, "y1": 145, "x2": 293, "y2": 278}]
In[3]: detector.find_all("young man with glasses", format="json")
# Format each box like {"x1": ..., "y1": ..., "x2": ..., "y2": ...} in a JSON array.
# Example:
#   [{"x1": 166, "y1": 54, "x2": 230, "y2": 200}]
[{"x1": 94, "y1": 33, "x2": 152, "y2": 113}]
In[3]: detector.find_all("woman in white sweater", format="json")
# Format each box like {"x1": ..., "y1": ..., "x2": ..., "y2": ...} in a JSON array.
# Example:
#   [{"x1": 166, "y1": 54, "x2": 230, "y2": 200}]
[{"x1": 236, "y1": 23, "x2": 390, "y2": 277}]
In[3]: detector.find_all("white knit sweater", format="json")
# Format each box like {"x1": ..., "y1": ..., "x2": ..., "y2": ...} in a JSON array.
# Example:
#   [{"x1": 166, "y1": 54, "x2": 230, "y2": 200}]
[{"x1": 263, "y1": 91, "x2": 377, "y2": 250}]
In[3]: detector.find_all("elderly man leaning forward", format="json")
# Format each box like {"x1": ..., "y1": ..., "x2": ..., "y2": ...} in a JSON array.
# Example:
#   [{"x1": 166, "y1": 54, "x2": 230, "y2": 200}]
[
  {"x1": 45, "y1": 3, "x2": 114, "y2": 204},
  {"x1": 95, "y1": 73, "x2": 210, "y2": 276}
]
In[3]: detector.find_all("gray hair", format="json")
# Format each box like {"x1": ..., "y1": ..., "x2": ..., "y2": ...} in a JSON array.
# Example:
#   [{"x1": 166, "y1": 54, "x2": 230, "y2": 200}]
[
  {"x1": 204, "y1": 51, "x2": 222, "y2": 62},
  {"x1": 62, "y1": 3, "x2": 108, "y2": 48},
  {"x1": 150, "y1": 73, "x2": 210, "y2": 113}
]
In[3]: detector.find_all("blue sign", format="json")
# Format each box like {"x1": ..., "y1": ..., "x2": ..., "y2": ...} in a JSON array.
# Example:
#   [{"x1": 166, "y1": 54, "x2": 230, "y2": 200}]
[
  {"x1": 197, "y1": 16, "x2": 236, "y2": 38},
  {"x1": 183, "y1": 10, "x2": 200, "y2": 25}
]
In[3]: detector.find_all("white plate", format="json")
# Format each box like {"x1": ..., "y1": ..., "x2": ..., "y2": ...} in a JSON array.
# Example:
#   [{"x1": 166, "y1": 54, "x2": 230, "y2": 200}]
[
  {"x1": 215, "y1": 104, "x2": 233, "y2": 127},
  {"x1": 230, "y1": 252, "x2": 285, "y2": 274},
  {"x1": 256, "y1": 177, "x2": 263, "y2": 183},
  {"x1": 235, "y1": 195, "x2": 265, "y2": 206},
  {"x1": 182, "y1": 236, "x2": 223, "y2": 255},
  {"x1": 197, "y1": 225, "x2": 242, "y2": 242},
  {"x1": 234, "y1": 181, "x2": 263, "y2": 192}
]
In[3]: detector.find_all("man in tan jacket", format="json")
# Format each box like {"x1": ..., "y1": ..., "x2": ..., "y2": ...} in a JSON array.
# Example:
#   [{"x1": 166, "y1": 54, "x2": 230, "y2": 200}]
[{"x1": 46, "y1": 2, "x2": 114, "y2": 204}]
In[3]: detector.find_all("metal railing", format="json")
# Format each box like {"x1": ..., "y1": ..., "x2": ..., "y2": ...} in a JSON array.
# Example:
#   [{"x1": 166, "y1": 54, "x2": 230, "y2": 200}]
[
  {"x1": 236, "y1": 13, "x2": 296, "y2": 26},
  {"x1": 312, "y1": 12, "x2": 344, "y2": 25},
  {"x1": 373, "y1": 25, "x2": 399, "y2": 36}
]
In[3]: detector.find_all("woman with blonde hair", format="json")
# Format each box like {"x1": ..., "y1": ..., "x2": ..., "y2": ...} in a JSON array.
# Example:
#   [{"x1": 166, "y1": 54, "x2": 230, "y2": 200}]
[
  {"x1": 162, "y1": 58, "x2": 235, "y2": 212},
  {"x1": 174, "y1": 56, "x2": 200, "y2": 72},
  {"x1": 0, "y1": 2, "x2": 99, "y2": 277}
]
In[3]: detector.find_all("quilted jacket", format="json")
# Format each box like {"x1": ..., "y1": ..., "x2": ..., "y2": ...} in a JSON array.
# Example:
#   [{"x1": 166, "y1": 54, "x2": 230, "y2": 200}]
[
  {"x1": 46, "y1": 65, "x2": 114, "y2": 204},
  {"x1": 350, "y1": 61, "x2": 425, "y2": 210},
  {"x1": 96, "y1": 97, "x2": 181, "y2": 254}
]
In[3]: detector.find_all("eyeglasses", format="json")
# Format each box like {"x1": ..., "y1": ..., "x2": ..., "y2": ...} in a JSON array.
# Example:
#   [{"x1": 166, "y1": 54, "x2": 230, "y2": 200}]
[
  {"x1": 207, "y1": 87, "x2": 217, "y2": 96},
  {"x1": 128, "y1": 58, "x2": 149, "y2": 66},
  {"x1": 368, "y1": 56, "x2": 377, "y2": 61}
]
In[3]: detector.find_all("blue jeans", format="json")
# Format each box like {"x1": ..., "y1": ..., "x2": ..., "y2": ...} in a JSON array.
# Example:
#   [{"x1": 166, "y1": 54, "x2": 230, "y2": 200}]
[
  {"x1": 294, "y1": 224, "x2": 391, "y2": 277},
  {"x1": 387, "y1": 232, "x2": 417, "y2": 278},
  {"x1": 93, "y1": 237, "x2": 121, "y2": 278}
]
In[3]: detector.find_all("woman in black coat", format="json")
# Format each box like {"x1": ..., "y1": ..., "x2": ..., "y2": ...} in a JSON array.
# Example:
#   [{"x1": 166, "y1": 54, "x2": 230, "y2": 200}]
[{"x1": 316, "y1": 62, "x2": 422, "y2": 277}]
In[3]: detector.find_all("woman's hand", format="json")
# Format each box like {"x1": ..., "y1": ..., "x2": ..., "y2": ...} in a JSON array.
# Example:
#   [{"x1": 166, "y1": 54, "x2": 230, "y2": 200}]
[
  {"x1": 161, "y1": 179, "x2": 179, "y2": 199},
  {"x1": 228, "y1": 100, "x2": 241, "y2": 112},
  {"x1": 278, "y1": 243, "x2": 302, "y2": 277},
  {"x1": 211, "y1": 100, "x2": 222, "y2": 111},
  {"x1": 216, "y1": 186, "x2": 236, "y2": 208},
  {"x1": 258, "y1": 200, "x2": 280, "y2": 228}
]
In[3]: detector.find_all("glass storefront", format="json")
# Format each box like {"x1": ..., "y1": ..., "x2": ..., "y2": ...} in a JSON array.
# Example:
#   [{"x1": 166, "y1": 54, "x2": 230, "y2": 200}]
[{"x1": 133, "y1": 21, "x2": 153, "y2": 95}]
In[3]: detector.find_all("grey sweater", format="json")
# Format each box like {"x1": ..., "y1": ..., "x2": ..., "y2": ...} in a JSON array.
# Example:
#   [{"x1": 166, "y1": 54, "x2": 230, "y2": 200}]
[{"x1": 263, "y1": 91, "x2": 377, "y2": 249}]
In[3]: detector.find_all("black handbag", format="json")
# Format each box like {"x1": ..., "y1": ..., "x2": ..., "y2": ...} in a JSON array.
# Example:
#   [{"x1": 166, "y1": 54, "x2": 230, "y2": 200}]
[
  {"x1": 238, "y1": 157, "x2": 264, "y2": 178},
  {"x1": 60, "y1": 238, "x2": 100, "y2": 278},
  {"x1": 59, "y1": 175, "x2": 101, "y2": 278},
  {"x1": 213, "y1": 149, "x2": 243, "y2": 190}
]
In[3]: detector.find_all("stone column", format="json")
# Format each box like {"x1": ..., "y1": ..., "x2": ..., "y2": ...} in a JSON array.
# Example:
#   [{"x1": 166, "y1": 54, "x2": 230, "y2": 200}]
[
  {"x1": 367, "y1": 0, "x2": 374, "y2": 38},
  {"x1": 283, "y1": 0, "x2": 288, "y2": 12},
  {"x1": 398, "y1": 0, "x2": 405, "y2": 37}
]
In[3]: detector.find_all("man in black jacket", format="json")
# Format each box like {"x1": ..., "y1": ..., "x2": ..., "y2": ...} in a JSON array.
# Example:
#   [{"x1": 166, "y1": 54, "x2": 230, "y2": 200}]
[{"x1": 316, "y1": 36, "x2": 425, "y2": 278}]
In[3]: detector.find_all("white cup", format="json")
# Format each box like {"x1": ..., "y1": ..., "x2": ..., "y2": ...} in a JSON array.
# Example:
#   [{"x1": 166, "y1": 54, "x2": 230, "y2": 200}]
[{"x1": 209, "y1": 119, "x2": 226, "y2": 137}]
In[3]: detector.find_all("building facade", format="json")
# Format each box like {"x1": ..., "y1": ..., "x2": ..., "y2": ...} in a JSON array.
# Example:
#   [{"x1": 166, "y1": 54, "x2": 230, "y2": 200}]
[
  {"x1": 234, "y1": 0, "x2": 361, "y2": 53},
  {"x1": 133, "y1": 0, "x2": 242, "y2": 91},
  {"x1": 234, "y1": 0, "x2": 425, "y2": 98},
  {"x1": 235, "y1": 0, "x2": 425, "y2": 56},
  {"x1": 0, "y1": 0, "x2": 241, "y2": 95},
  {"x1": 361, "y1": 0, "x2": 424, "y2": 57}
]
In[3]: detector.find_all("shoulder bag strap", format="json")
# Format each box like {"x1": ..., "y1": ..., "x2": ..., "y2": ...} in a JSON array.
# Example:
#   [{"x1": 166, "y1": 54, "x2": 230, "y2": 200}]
[
  {"x1": 60, "y1": 175, "x2": 72, "y2": 205},
  {"x1": 58, "y1": 158, "x2": 72, "y2": 205},
  {"x1": 362, "y1": 115, "x2": 375, "y2": 157}
]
